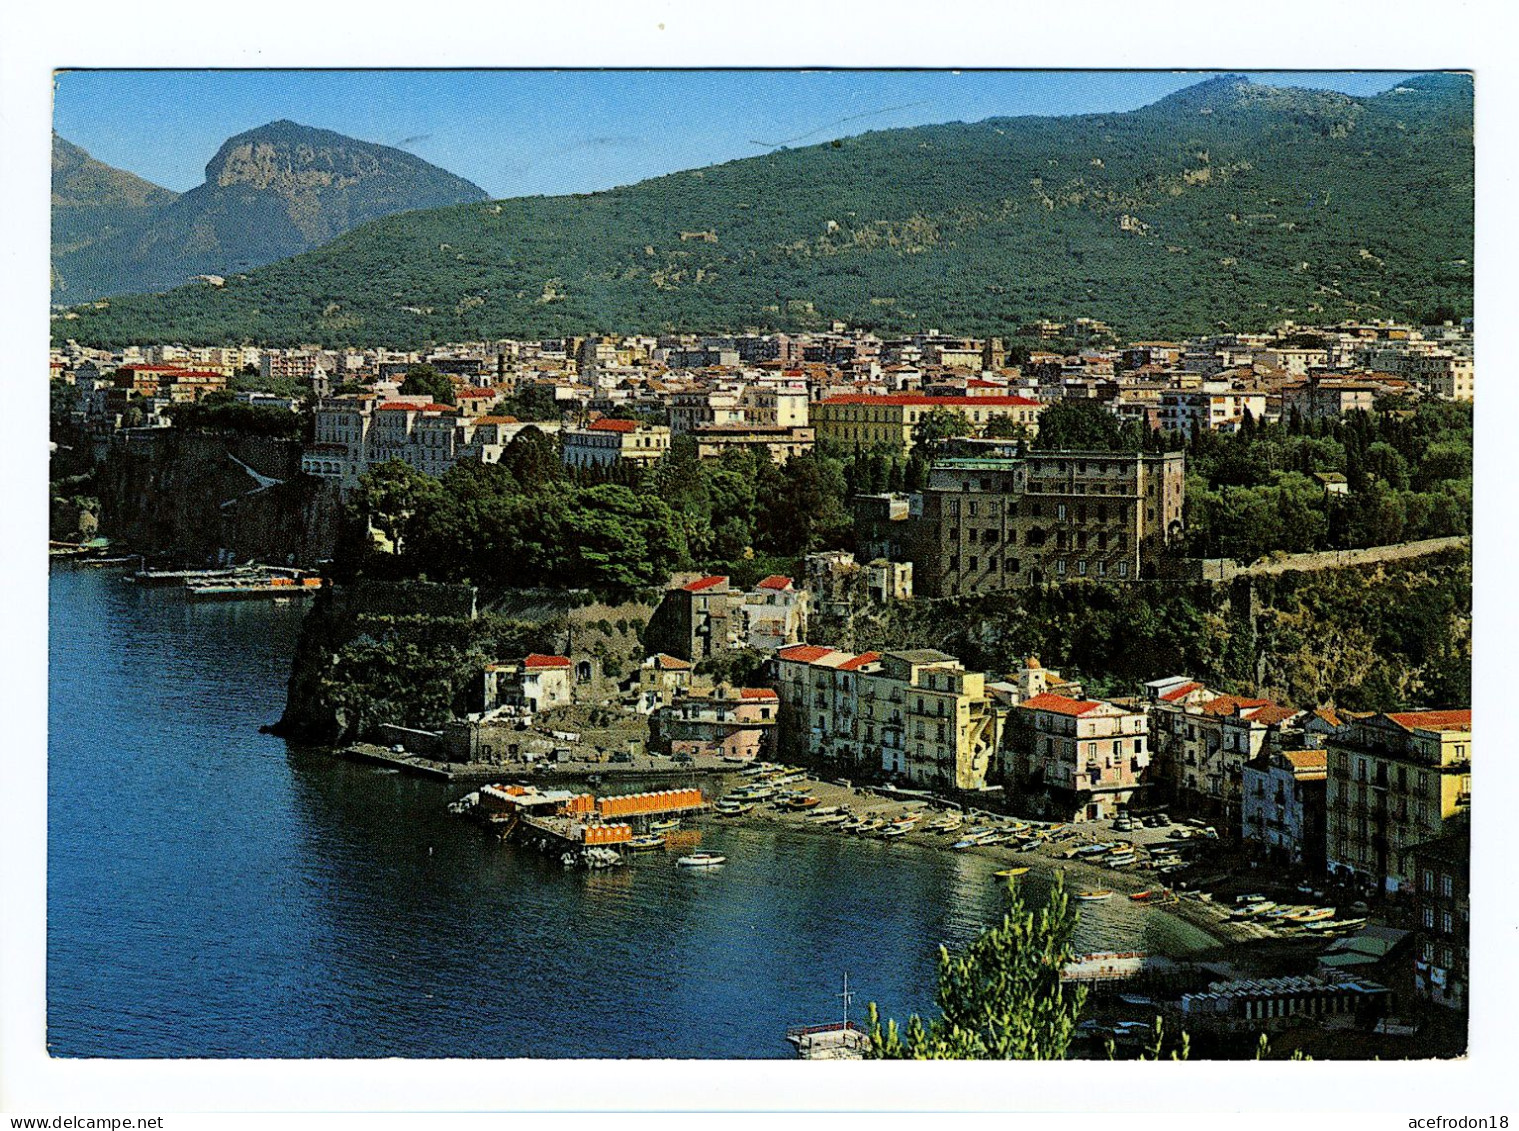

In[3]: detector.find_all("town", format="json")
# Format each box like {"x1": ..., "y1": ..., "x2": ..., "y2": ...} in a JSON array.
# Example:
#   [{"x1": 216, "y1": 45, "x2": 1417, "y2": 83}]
[{"x1": 48, "y1": 314, "x2": 1473, "y2": 1055}]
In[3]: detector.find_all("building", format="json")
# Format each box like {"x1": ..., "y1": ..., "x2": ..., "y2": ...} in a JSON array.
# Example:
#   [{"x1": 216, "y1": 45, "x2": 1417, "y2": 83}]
[
  {"x1": 644, "y1": 574, "x2": 807, "y2": 662},
  {"x1": 484, "y1": 653, "x2": 574, "y2": 714},
  {"x1": 812, "y1": 394, "x2": 1045, "y2": 451},
  {"x1": 1156, "y1": 385, "x2": 1269, "y2": 434},
  {"x1": 1176, "y1": 975, "x2": 1390, "y2": 1035},
  {"x1": 872, "y1": 446, "x2": 1186, "y2": 596},
  {"x1": 1241, "y1": 748, "x2": 1328, "y2": 870},
  {"x1": 652, "y1": 686, "x2": 778, "y2": 761},
  {"x1": 1325, "y1": 710, "x2": 1472, "y2": 894},
  {"x1": 689, "y1": 424, "x2": 816, "y2": 463},
  {"x1": 1281, "y1": 377, "x2": 1382, "y2": 423},
  {"x1": 1407, "y1": 829, "x2": 1469, "y2": 1011},
  {"x1": 773, "y1": 644, "x2": 1003, "y2": 791},
  {"x1": 561, "y1": 418, "x2": 671, "y2": 468},
  {"x1": 630, "y1": 653, "x2": 694, "y2": 714},
  {"x1": 1148, "y1": 690, "x2": 1301, "y2": 828},
  {"x1": 1003, "y1": 694, "x2": 1151, "y2": 821}
]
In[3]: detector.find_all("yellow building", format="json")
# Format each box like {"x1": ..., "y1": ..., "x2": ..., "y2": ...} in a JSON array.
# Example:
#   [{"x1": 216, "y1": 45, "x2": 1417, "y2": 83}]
[
  {"x1": 774, "y1": 644, "x2": 1003, "y2": 790},
  {"x1": 812, "y1": 394, "x2": 1044, "y2": 451},
  {"x1": 1325, "y1": 710, "x2": 1472, "y2": 893}
]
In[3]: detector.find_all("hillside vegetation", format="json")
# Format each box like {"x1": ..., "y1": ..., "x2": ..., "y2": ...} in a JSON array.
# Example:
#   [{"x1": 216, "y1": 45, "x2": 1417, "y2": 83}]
[{"x1": 57, "y1": 74, "x2": 1472, "y2": 347}]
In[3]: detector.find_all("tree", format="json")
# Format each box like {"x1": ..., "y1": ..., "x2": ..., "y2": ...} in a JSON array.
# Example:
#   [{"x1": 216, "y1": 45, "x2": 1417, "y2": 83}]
[
  {"x1": 983, "y1": 415, "x2": 1031, "y2": 441},
  {"x1": 865, "y1": 872, "x2": 1086, "y2": 1059},
  {"x1": 399, "y1": 364, "x2": 456, "y2": 405},
  {"x1": 1032, "y1": 400, "x2": 1136, "y2": 452},
  {"x1": 912, "y1": 408, "x2": 975, "y2": 449}
]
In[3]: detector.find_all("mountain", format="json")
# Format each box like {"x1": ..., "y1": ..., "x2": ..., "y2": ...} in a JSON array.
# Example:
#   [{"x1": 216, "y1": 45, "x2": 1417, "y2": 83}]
[
  {"x1": 51, "y1": 135, "x2": 179, "y2": 292},
  {"x1": 56, "y1": 74, "x2": 1472, "y2": 346},
  {"x1": 51, "y1": 120, "x2": 490, "y2": 302}
]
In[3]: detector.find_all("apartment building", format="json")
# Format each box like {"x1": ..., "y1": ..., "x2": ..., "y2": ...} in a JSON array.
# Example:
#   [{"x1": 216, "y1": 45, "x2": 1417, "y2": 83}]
[
  {"x1": 1408, "y1": 828, "x2": 1469, "y2": 1011},
  {"x1": 644, "y1": 574, "x2": 808, "y2": 663},
  {"x1": 1241, "y1": 748, "x2": 1329, "y2": 870},
  {"x1": 873, "y1": 446, "x2": 1186, "y2": 596},
  {"x1": 812, "y1": 394, "x2": 1044, "y2": 451},
  {"x1": 652, "y1": 686, "x2": 778, "y2": 762},
  {"x1": 773, "y1": 645, "x2": 1003, "y2": 791},
  {"x1": 1326, "y1": 710, "x2": 1472, "y2": 894},
  {"x1": 1281, "y1": 377, "x2": 1382, "y2": 422},
  {"x1": 1003, "y1": 693, "x2": 1151, "y2": 822},
  {"x1": 561, "y1": 418, "x2": 671, "y2": 468},
  {"x1": 1156, "y1": 385, "x2": 1269, "y2": 433}
]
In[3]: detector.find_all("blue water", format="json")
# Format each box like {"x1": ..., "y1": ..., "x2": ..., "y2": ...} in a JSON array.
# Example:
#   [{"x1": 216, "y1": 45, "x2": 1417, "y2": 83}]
[{"x1": 47, "y1": 565, "x2": 1213, "y2": 1058}]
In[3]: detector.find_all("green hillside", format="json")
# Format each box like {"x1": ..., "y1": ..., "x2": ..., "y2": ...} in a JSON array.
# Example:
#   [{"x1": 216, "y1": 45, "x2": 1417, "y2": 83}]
[{"x1": 55, "y1": 74, "x2": 1473, "y2": 347}]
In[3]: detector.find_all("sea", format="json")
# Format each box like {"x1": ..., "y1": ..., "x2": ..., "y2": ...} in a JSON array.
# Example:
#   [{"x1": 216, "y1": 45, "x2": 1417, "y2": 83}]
[{"x1": 47, "y1": 564, "x2": 1216, "y2": 1059}]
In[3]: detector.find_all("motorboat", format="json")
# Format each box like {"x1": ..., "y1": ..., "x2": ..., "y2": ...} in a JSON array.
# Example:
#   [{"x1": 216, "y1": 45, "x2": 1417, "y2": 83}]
[
  {"x1": 1234, "y1": 893, "x2": 1269, "y2": 906},
  {"x1": 649, "y1": 819, "x2": 680, "y2": 833},
  {"x1": 628, "y1": 834, "x2": 666, "y2": 851},
  {"x1": 715, "y1": 801, "x2": 754, "y2": 816},
  {"x1": 879, "y1": 824, "x2": 912, "y2": 839},
  {"x1": 1105, "y1": 851, "x2": 1137, "y2": 867},
  {"x1": 1288, "y1": 907, "x2": 1336, "y2": 923},
  {"x1": 1075, "y1": 842, "x2": 1115, "y2": 858},
  {"x1": 676, "y1": 852, "x2": 726, "y2": 868},
  {"x1": 1075, "y1": 890, "x2": 1114, "y2": 902}
]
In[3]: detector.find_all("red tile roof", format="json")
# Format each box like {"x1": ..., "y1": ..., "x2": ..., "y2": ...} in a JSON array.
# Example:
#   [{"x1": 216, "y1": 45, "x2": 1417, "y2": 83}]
[
  {"x1": 1021, "y1": 693, "x2": 1101, "y2": 717},
  {"x1": 1283, "y1": 749, "x2": 1329, "y2": 771},
  {"x1": 836, "y1": 651, "x2": 882, "y2": 672},
  {"x1": 739, "y1": 688, "x2": 779, "y2": 700},
  {"x1": 755, "y1": 575, "x2": 793, "y2": 590},
  {"x1": 819, "y1": 394, "x2": 1042, "y2": 408},
  {"x1": 1246, "y1": 705, "x2": 1301, "y2": 726},
  {"x1": 454, "y1": 388, "x2": 499, "y2": 398},
  {"x1": 681, "y1": 575, "x2": 728, "y2": 592},
  {"x1": 777, "y1": 644, "x2": 835, "y2": 663},
  {"x1": 652, "y1": 654, "x2": 692, "y2": 670},
  {"x1": 522, "y1": 653, "x2": 571, "y2": 669},
  {"x1": 589, "y1": 417, "x2": 638, "y2": 432},
  {"x1": 1200, "y1": 694, "x2": 1273, "y2": 717},
  {"x1": 376, "y1": 401, "x2": 455, "y2": 412},
  {"x1": 1386, "y1": 710, "x2": 1472, "y2": 732},
  {"x1": 1159, "y1": 681, "x2": 1204, "y2": 702}
]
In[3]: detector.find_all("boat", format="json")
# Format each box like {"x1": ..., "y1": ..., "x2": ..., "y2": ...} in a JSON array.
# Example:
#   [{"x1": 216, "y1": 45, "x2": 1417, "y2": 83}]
[
  {"x1": 1241, "y1": 901, "x2": 1280, "y2": 918},
  {"x1": 1105, "y1": 851, "x2": 1137, "y2": 867},
  {"x1": 879, "y1": 824, "x2": 912, "y2": 839},
  {"x1": 839, "y1": 817, "x2": 865, "y2": 832},
  {"x1": 1075, "y1": 842, "x2": 1115, "y2": 858},
  {"x1": 1288, "y1": 907, "x2": 1337, "y2": 923},
  {"x1": 993, "y1": 867, "x2": 1030, "y2": 879},
  {"x1": 732, "y1": 785, "x2": 775, "y2": 801},
  {"x1": 1234, "y1": 893, "x2": 1269, "y2": 906},
  {"x1": 628, "y1": 834, "x2": 666, "y2": 851},
  {"x1": 1075, "y1": 890, "x2": 1114, "y2": 902},
  {"x1": 1129, "y1": 889, "x2": 1165, "y2": 902},
  {"x1": 649, "y1": 818, "x2": 679, "y2": 833},
  {"x1": 808, "y1": 812, "x2": 849, "y2": 826},
  {"x1": 676, "y1": 852, "x2": 726, "y2": 868},
  {"x1": 787, "y1": 796, "x2": 821, "y2": 811},
  {"x1": 716, "y1": 802, "x2": 754, "y2": 817},
  {"x1": 854, "y1": 818, "x2": 886, "y2": 834}
]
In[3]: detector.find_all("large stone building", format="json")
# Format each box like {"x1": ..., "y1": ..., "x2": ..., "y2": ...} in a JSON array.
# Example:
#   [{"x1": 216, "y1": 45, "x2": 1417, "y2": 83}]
[
  {"x1": 812, "y1": 394, "x2": 1045, "y2": 451},
  {"x1": 858, "y1": 445, "x2": 1186, "y2": 596},
  {"x1": 651, "y1": 686, "x2": 778, "y2": 762},
  {"x1": 561, "y1": 418, "x2": 671, "y2": 469},
  {"x1": 644, "y1": 574, "x2": 808, "y2": 662},
  {"x1": 1408, "y1": 828, "x2": 1469, "y2": 1011},
  {"x1": 773, "y1": 644, "x2": 1004, "y2": 791},
  {"x1": 1002, "y1": 693, "x2": 1151, "y2": 822},
  {"x1": 1326, "y1": 710, "x2": 1472, "y2": 894}
]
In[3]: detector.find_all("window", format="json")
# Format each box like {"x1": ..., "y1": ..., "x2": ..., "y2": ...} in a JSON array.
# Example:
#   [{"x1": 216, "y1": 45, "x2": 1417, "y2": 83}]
[
  {"x1": 1441, "y1": 873, "x2": 1454, "y2": 898},
  {"x1": 1117, "y1": 562, "x2": 1128, "y2": 578},
  {"x1": 1056, "y1": 559, "x2": 1067, "y2": 575},
  {"x1": 1078, "y1": 560, "x2": 1088, "y2": 575},
  {"x1": 1423, "y1": 869, "x2": 1436, "y2": 893},
  {"x1": 1058, "y1": 504, "x2": 1067, "y2": 520},
  {"x1": 1423, "y1": 907, "x2": 1436, "y2": 929},
  {"x1": 1441, "y1": 911, "x2": 1454, "y2": 935}
]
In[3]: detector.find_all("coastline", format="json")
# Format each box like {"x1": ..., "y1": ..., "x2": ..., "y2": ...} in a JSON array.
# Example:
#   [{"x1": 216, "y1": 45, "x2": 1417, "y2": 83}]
[{"x1": 682, "y1": 774, "x2": 1258, "y2": 958}]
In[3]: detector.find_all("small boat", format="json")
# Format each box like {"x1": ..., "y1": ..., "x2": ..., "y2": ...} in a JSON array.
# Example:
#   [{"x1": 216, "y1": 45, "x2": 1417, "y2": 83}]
[
  {"x1": 676, "y1": 852, "x2": 726, "y2": 868},
  {"x1": 1327, "y1": 916, "x2": 1367, "y2": 931},
  {"x1": 1242, "y1": 901, "x2": 1280, "y2": 918},
  {"x1": 1105, "y1": 852, "x2": 1137, "y2": 867},
  {"x1": 1265, "y1": 905, "x2": 1311, "y2": 920},
  {"x1": 649, "y1": 819, "x2": 679, "y2": 833},
  {"x1": 788, "y1": 796, "x2": 821, "y2": 811},
  {"x1": 1075, "y1": 890, "x2": 1114, "y2": 902},
  {"x1": 1075, "y1": 842, "x2": 1115, "y2": 858},
  {"x1": 1130, "y1": 889, "x2": 1163, "y2": 902},
  {"x1": 1235, "y1": 893, "x2": 1269, "y2": 906},
  {"x1": 628, "y1": 834, "x2": 665, "y2": 851},
  {"x1": 993, "y1": 867, "x2": 1030, "y2": 879},
  {"x1": 1289, "y1": 907, "x2": 1336, "y2": 923},
  {"x1": 879, "y1": 824, "x2": 912, "y2": 839},
  {"x1": 839, "y1": 817, "x2": 865, "y2": 832},
  {"x1": 808, "y1": 812, "x2": 849, "y2": 826},
  {"x1": 716, "y1": 802, "x2": 754, "y2": 817},
  {"x1": 732, "y1": 785, "x2": 775, "y2": 801}
]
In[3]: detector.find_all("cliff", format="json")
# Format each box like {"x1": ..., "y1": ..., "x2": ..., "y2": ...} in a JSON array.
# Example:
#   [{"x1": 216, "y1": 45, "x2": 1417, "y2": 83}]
[{"x1": 96, "y1": 429, "x2": 343, "y2": 565}]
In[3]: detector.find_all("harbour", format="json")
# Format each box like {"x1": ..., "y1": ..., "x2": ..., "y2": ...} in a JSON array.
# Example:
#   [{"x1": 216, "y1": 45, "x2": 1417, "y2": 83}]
[{"x1": 47, "y1": 564, "x2": 1223, "y2": 1059}]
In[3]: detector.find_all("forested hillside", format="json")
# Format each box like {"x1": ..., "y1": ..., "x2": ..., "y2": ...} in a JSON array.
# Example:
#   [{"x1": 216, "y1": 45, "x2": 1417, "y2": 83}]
[{"x1": 57, "y1": 73, "x2": 1472, "y2": 347}]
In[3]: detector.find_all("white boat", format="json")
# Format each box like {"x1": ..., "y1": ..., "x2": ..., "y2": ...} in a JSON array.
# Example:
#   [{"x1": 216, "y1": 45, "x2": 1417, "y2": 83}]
[
  {"x1": 879, "y1": 824, "x2": 912, "y2": 839},
  {"x1": 1075, "y1": 890, "x2": 1115, "y2": 902},
  {"x1": 676, "y1": 852, "x2": 726, "y2": 868}
]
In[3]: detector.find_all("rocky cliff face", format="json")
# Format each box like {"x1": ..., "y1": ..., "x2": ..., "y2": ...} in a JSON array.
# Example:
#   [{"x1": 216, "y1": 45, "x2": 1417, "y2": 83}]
[
  {"x1": 52, "y1": 120, "x2": 489, "y2": 300},
  {"x1": 96, "y1": 430, "x2": 344, "y2": 565}
]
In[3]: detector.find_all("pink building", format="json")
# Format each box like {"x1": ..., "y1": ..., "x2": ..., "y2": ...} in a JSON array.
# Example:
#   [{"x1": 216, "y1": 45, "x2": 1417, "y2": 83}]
[
  {"x1": 654, "y1": 687, "x2": 778, "y2": 761},
  {"x1": 1005, "y1": 693, "x2": 1151, "y2": 821}
]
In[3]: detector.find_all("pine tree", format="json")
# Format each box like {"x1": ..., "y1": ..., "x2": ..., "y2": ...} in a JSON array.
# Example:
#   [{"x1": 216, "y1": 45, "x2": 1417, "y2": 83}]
[{"x1": 864, "y1": 872, "x2": 1087, "y2": 1059}]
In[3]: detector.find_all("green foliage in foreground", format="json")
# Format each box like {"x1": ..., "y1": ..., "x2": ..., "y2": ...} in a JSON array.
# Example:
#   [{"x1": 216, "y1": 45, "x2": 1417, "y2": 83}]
[{"x1": 866, "y1": 872, "x2": 1086, "y2": 1059}]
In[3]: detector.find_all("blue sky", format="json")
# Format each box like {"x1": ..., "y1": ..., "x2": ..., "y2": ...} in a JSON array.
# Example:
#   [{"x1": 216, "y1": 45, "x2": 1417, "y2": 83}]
[{"x1": 52, "y1": 70, "x2": 1420, "y2": 200}]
